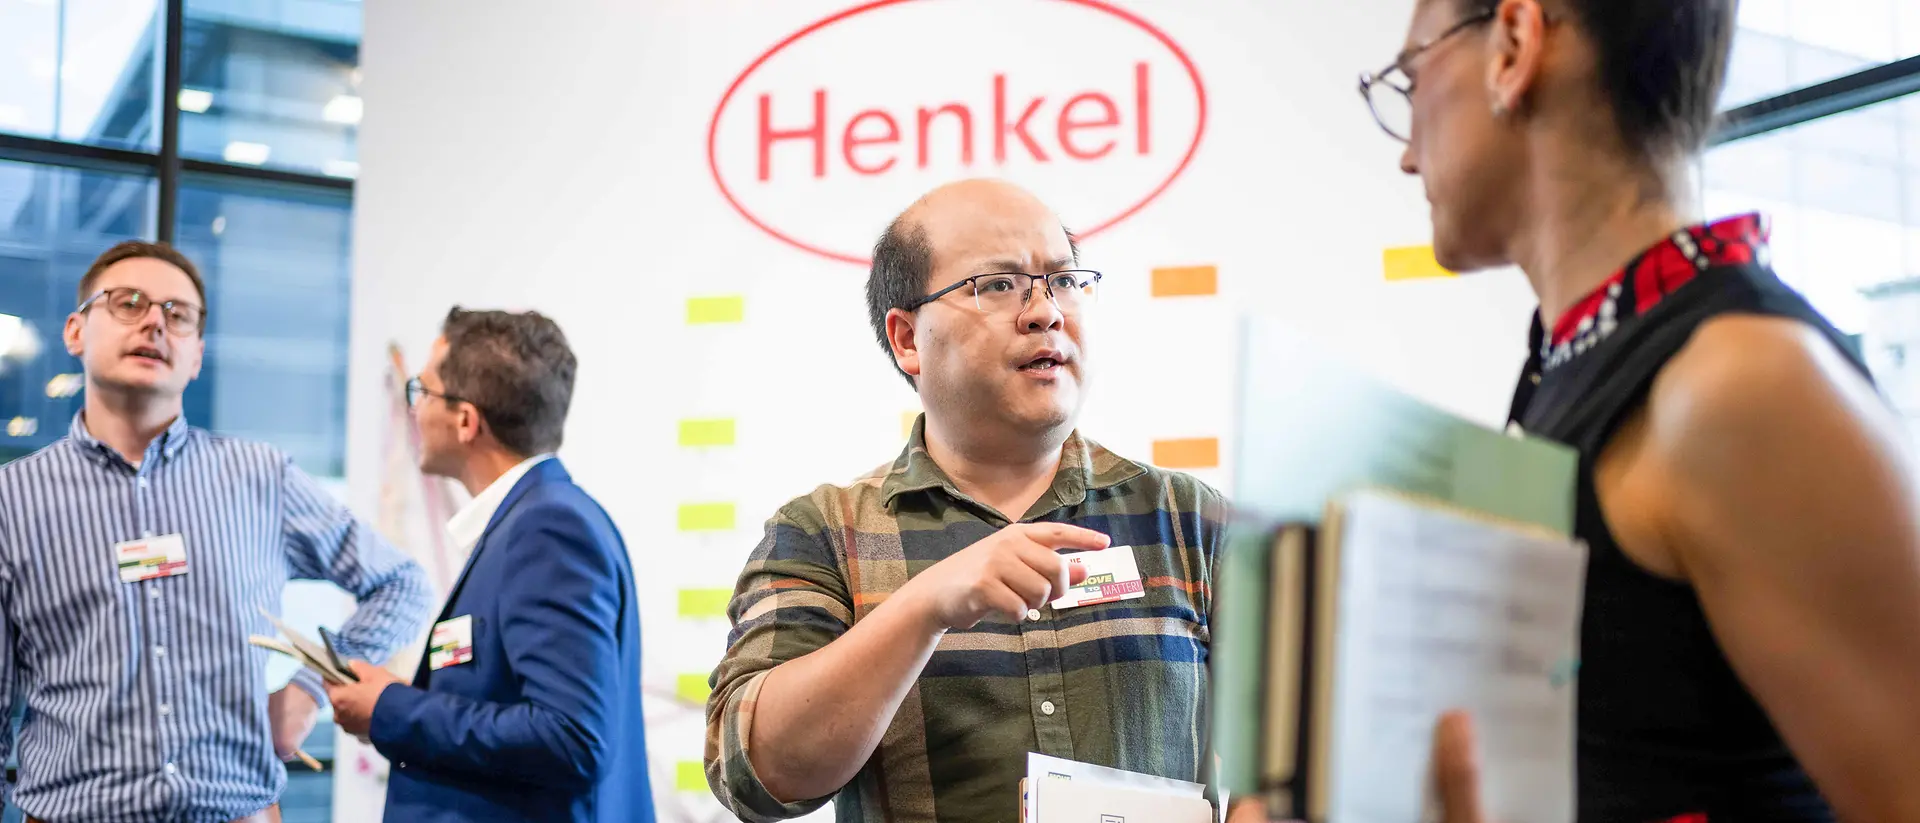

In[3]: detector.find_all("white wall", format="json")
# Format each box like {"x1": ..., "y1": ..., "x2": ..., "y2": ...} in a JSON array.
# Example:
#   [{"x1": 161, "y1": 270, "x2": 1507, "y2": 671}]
[{"x1": 347, "y1": 1, "x2": 1538, "y2": 820}]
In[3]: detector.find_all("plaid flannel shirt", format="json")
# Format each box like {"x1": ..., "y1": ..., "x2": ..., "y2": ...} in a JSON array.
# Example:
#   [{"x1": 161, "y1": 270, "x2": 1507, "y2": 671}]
[{"x1": 705, "y1": 419, "x2": 1226, "y2": 823}]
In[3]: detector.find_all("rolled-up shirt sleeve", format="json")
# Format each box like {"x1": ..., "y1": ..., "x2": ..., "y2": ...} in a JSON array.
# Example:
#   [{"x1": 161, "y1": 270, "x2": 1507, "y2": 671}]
[
  {"x1": 279, "y1": 456, "x2": 434, "y2": 703},
  {"x1": 703, "y1": 502, "x2": 854, "y2": 823}
]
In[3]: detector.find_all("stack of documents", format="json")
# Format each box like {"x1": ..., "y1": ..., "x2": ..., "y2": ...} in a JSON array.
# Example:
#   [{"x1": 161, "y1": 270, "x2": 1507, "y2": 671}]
[
  {"x1": 248, "y1": 607, "x2": 358, "y2": 685},
  {"x1": 1211, "y1": 321, "x2": 1585, "y2": 823},
  {"x1": 1020, "y1": 753, "x2": 1215, "y2": 823}
]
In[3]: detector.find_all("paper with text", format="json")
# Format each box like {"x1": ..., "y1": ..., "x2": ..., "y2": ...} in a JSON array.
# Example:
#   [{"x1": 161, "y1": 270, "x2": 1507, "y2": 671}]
[{"x1": 1327, "y1": 489, "x2": 1585, "y2": 823}]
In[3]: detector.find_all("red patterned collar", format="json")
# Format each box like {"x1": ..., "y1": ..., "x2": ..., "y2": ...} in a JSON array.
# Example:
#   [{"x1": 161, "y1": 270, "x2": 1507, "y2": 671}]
[{"x1": 1539, "y1": 213, "x2": 1770, "y2": 372}]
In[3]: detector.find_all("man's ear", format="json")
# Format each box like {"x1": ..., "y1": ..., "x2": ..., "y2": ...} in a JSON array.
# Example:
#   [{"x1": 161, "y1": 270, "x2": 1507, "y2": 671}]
[
  {"x1": 64, "y1": 313, "x2": 85, "y2": 358},
  {"x1": 886, "y1": 308, "x2": 923, "y2": 382}
]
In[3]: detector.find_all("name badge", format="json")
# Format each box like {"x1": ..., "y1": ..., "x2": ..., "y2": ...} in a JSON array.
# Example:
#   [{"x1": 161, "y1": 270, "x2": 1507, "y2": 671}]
[
  {"x1": 116, "y1": 534, "x2": 189, "y2": 583},
  {"x1": 428, "y1": 615, "x2": 475, "y2": 670},
  {"x1": 1051, "y1": 545, "x2": 1146, "y2": 609}
]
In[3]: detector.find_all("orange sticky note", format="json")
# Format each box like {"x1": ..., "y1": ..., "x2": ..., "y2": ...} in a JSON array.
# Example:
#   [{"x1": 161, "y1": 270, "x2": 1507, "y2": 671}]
[
  {"x1": 1383, "y1": 246, "x2": 1456, "y2": 281},
  {"x1": 1151, "y1": 265, "x2": 1218, "y2": 297},
  {"x1": 1153, "y1": 437, "x2": 1220, "y2": 469}
]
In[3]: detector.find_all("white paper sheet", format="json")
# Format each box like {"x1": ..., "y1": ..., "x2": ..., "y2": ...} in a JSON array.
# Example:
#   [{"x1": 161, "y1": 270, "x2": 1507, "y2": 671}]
[
  {"x1": 1025, "y1": 753, "x2": 1207, "y2": 823},
  {"x1": 1325, "y1": 489, "x2": 1586, "y2": 823}
]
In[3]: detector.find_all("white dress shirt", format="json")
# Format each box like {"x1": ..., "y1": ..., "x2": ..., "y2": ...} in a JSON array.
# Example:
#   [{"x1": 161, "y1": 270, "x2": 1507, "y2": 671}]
[{"x1": 445, "y1": 454, "x2": 555, "y2": 567}]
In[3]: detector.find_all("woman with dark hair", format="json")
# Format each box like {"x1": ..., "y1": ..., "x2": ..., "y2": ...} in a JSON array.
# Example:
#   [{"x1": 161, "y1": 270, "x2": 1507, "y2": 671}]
[
  {"x1": 1238, "y1": 0, "x2": 1920, "y2": 821},
  {"x1": 1351, "y1": 0, "x2": 1920, "y2": 820}
]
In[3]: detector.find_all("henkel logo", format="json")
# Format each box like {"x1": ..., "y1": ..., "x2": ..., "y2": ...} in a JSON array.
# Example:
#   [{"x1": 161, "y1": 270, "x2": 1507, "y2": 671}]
[{"x1": 708, "y1": 0, "x2": 1207, "y2": 265}]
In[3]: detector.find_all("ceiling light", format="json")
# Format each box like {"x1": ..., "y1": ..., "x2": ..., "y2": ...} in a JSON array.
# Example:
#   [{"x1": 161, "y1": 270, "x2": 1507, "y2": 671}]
[
  {"x1": 223, "y1": 141, "x2": 270, "y2": 165},
  {"x1": 0, "y1": 314, "x2": 21, "y2": 358},
  {"x1": 6, "y1": 418, "x2": 37, "y2": 438},
  {"x1": 322, "y1": 95, "x2": 362, "y2": 125},
  {"x1": 45, "y1": 374, "x2": 82, "y2": 399},
  {"x1": 323, "y1": 160, "x2": 359, "y2": 179},
  {"x1": 177, "y1": 88, "x2": 213, "y2": 114}
]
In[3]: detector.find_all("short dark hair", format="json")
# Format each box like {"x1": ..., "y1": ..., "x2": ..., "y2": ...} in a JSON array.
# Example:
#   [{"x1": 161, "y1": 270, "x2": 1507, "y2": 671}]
[
  {"x1": 78, "y1": 240, "x2": 208, "y2": 309},
  {"x1": 437, "y1": 307, "x2": 577, "y2": 456},
  {"x1": 863, "y1": 216, "x2": 1079, "y2": 388},
  {"x1": 1468, "y1": 0, "x2": 1736, "y2": 162}
]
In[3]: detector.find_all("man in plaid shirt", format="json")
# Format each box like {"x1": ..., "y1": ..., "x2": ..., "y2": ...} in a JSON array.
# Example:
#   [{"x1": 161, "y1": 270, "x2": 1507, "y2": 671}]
[{"x1": 704, "y1": 179, "x2": 1227, "y2": 823}]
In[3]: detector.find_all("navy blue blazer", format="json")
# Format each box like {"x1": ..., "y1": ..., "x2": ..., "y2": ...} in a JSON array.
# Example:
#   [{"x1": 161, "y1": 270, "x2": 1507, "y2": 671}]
[{"x1": 370, "y1": 459, "x2": 655, "y2": 823}]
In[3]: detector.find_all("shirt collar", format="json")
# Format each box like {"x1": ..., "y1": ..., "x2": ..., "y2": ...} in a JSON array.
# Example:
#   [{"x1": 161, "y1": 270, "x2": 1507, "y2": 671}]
[
  {"x1": 1532, "y1": 212, "x2": 1769, "y2": 374},
  {"x1": 446, "y1": 454, "x2": 555, "y2": 552},
  {"x1": 881, "y1": 414, "x2": 1146, "y2": 521},
  {"x1": 69, "y1": 410, "x2": 195, "y2": 468}
]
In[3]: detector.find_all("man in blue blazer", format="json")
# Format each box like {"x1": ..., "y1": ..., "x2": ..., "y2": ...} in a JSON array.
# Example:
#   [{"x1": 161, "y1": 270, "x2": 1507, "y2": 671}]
[{"x1": 328, "y1": 307, "x2": 655, "y2": 823}]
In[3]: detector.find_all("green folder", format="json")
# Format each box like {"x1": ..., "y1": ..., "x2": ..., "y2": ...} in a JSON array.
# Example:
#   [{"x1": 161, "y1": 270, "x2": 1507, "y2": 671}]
[{"x1": 1209, "y1": 320, "x2": 1577, "y2": 799}]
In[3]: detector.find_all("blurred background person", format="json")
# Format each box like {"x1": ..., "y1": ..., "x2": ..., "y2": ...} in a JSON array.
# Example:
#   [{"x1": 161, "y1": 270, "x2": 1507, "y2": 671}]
[
  {"x1": 0, "y1": 241, "x2": 432, "y2": 823},
  {"x1": 325, "y1": 308, "x2": 655, "y2": 823}
]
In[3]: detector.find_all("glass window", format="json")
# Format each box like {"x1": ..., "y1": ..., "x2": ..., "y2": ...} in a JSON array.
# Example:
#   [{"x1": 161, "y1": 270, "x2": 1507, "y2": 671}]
[
  {"x1": 1703, "y1": 91, "x2": 1920, "y2": 452},
  {"x1": 0, "y1": 159, "x2": 155, "y2": 462},
  {"x1": 179, "y1": 0, "x2": 361, "y2": 178},
  {"x1": 171, "y1": 173, "x2": 352, "y2": 477},
  {"x1": 1703, "y1": 94, "x2": 1918, "y2": 333},
  {"x1": 1724, "y1": 0, "x2": 1920, "y2": 109},
  {"x1": 0, "y1": 0, "x2": 163, "y2": 149}
]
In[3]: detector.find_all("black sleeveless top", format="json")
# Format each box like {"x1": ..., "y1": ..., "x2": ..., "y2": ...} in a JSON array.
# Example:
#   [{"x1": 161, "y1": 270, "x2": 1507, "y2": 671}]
[{"x1": 1505, "y1": 214, "x2": 1866, "y2": 823}]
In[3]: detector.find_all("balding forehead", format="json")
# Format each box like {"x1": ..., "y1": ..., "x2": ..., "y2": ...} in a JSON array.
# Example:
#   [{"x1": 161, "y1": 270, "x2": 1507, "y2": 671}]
[{"x1": 923, "y1": 208, "x2": 1071, "y2": 273}]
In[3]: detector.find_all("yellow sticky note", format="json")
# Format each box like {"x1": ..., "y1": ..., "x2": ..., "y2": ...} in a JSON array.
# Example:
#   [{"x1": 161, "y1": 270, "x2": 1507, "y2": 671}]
[
  {"x1": 1153, "y1": 437, "x2": 1220, "y2": 469},
  {"x1": 677, "y1": 588, "x2": 733, "y2": 618},
  {"x1": 901, "y1": 411, "x2": 920, "y2": 439},
  {"x1": 1151, "y1": 265, "x2": 1219, "y2": 297},
  {"x1": 686, "y1": 295, "x2": 745, "y2": 325},
  {"x1": 677, "y1": 760, "x2": 706, "y2": 792},
  {"x1": 1383, "y1": 245, "x2": 1456, "y2": 281},
  {"x1": 678, "y1": 502, "x2": 736, "y2": 532},
  {"x1": 678, "y1": 418, "x2": 736, "y2": 447},
  {"x1": 677, "y1": 673, "x2": 712, "y2": 704}
]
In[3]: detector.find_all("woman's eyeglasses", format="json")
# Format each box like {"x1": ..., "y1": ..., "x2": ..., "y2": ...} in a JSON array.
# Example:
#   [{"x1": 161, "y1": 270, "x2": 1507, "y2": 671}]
[{"x1": 1357, "y1": 10, "x2": 1497, "y2": 143}]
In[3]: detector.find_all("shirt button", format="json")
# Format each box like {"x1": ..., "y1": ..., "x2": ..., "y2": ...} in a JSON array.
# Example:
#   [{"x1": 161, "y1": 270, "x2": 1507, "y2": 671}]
[
  {"x1": 137, "y1": 477, "x2": 148, "y2": 488},
  {"x1": 149, "y1": 588, "x2": 162, "y2": 600},
  {"x1": 158, "y1": 703, "x2": 172, "y2": 716},
  {"x1": 1026, "y1": 609, "x2": 1041, "y2": 621},
  {"x1": 153, "y1": 646, "x2": 166, "y2": 658},
  {"x1": 164, "y1": 762, "x2": 177, "y2": 775},
  {"x1": 1041, "y1": 700, "x2": 1056, "y2": 716}
]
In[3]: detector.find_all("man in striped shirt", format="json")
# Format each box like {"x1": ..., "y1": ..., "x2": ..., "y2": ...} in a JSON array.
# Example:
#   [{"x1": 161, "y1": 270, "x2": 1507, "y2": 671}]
[
  {"x1": 0, "y1": 241, "x2": 433, "y2": 822},
  {"x1": 704, "y1": 179, "x2": 1227, "y2": 823}
]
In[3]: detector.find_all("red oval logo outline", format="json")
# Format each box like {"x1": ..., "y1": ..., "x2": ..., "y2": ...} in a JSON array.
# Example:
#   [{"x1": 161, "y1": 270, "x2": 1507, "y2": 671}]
[{"x1": 706, "y1": 0, "x2": 1209, "y2": 266}]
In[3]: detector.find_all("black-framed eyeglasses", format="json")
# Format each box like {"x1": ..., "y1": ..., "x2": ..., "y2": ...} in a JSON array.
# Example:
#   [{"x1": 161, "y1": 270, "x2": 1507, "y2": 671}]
[
  {"x1": 76, "y1": 287, "x2": 205, "y2": 337},
  {"x1": 405, "y1": 377, "x2": 473, "y2": 410},
  {"x1": 907, "y1": 270, "x2": 1103, "y2": 315},
  {"x1": 1358, "y1": 9, "x2": 1497, "y2": 143}
]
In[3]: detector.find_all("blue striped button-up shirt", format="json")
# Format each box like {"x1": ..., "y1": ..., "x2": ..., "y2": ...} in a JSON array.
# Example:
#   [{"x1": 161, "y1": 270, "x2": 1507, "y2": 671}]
[{"x1": 0, "y1": 413, "x2": 433, "y2": 821}]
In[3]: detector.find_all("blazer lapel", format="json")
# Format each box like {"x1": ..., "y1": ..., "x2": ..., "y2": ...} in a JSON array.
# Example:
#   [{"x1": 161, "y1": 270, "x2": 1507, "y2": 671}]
[{"x1": 415, "y1": 459, "x2": 571, "y2": 685}]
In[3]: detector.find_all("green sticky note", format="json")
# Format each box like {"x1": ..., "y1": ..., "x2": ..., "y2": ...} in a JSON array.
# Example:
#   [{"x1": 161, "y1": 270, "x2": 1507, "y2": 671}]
[
  {"x1": 686, "y1": 296, "x2": 745, "y2": 325},
  {"x1": 678, "y1": 418, "x2": 736, "y2": 447},
  {"x1": 678, "y1": 502, "x2": 735, "y2": 532},
  {"x1": 677, "y1": 588, "x2": 732, "y2": 618},
  {"x1": 676, "y1": 759, "x2": 706, "y2": 792},
  {"x1": 676, "y1": 673, "x2": 711, "y2": 704}
]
